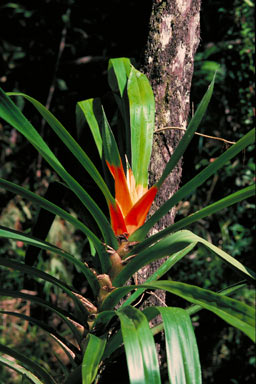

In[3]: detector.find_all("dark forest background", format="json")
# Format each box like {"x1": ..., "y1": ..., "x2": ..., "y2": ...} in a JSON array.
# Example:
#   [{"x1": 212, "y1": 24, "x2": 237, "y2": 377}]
[{"x1": 0, "y1": 0, "x2": 255, "y2": 382}]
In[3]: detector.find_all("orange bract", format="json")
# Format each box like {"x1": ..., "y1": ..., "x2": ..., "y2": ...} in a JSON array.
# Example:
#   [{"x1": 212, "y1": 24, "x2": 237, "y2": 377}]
[{"x1": 107, "y1": 159, "x2": 157, "y2": 236}]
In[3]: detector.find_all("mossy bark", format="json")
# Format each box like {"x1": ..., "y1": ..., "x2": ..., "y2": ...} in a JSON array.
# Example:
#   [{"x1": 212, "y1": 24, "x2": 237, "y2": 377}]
[{"x1": 138, "y1": 0, "x2": 201, "y2": 309}]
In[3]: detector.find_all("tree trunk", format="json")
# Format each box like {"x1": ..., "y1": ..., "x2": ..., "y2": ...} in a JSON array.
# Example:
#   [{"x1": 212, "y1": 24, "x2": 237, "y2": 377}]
[{"x1": 138, "y1": 0, "x2": 201, "y2": 309}]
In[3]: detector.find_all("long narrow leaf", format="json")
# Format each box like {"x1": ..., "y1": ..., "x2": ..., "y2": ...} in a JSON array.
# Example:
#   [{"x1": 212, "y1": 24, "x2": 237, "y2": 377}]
[
  {"x1": 118, "y1": 306, "x2": 161, "y2": 384},
  {"x1": 76, "y1": 98, "x2": 103, "y2": 158},
  {"x1": 8, "y1": 92, "x2": 115, "y2": 205},
  {"x1": 121, "y1": 243, "x2": 197, "y2": 308},
  {"x1": 82, "y1": 334, "x2": 106, "y2": 384},
  {"x1": 131, "y1": 128, "x2": 255, "y2": 240},
  {"x1": 156, "y1": 74, "x2": 216, "y2": 189},
  {"x1": 108, "y1": 57, "x2": 132, "y2": 159},
  {"x1": 101, "y1": 281, "x2": 255, "y2": 341},
  {"x1": 0, "y1": 88, "x2": 117, "y2": 248},
  {"x1": 0, "y1": 177, "x2": 110, "y2": 272},
  {"x1": 0, "y1": 289, "x2": 83, "y2": 344},
  {"x1": 0, "y1": 310, "x2": 79, "y2": 358},
  {"x1": 134, "y1": 184, "x2": 255, "y2": 252},
  {"x1": 114, "y1": 230, "x2": 255, "y2": 287},
  {"x1": 0, "y1": 344, "x2": 57, "y2": 384},
  {"x1": 0, "y1": 257, "x2": 88, "y2": 321},
  {"x1": 116, "y1": 310, "x2": 146, "y2": 384},
  {"x1": 0, "y1": 225, "x2": 100, "y2": 296},
  {"x1": 159, "y1": 307, "x2": 201, "y2": 384},
  {"x1": 128, "y1": 65, "x2": 155, "y2": 189},
  {"x1": 103, "y1": 281, "x2": 248, "y2": 361},
  {"x1": 0, "y1": 355, "x2": 45, "y2": 384}
]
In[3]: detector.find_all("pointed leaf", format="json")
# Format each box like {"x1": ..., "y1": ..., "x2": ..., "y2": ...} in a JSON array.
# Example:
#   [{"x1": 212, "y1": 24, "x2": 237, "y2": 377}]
[
  {"x1": 0, "y1": 289, "x2": 82, "y2": 344},
  {"x1": 128, "y1": 65, "x2": 155, "y2": 189},
  {"x1": 101, "y1": 106, "x2": 134, "y2": 217},
  {"x1": 0, "y1": 257, "x2": 88, "y2": 320},
  {"x1": 76, "y1": 98, "x2": 103, "y2": 158},
  {"x1": 135, "y1": 184, "x2": 255, "y2": 250},
  {"x1": 115, "y1": 230, "x2": 255, "y2": 286},
  {"x1": 0, "y1": 355, "x2": 45, "y2": 384},
  {"x1": 156, "y1": 74, "x2": 216, "y2": 189},
  {"x1": 0, "y1": 225, "x2": 100, "y2": 296},
  {"x1": 108, "y1": 57, "x2": 132, "y2": 159},
  {"x1": 0, "y1": 88, "x2": 116, "y2": 247},
  {"x1": 0, "y1": 310, "x2": 79, "y2": 358},
  {"x1": 101, "y1": 281, "x2": 255, "y2": 341},
  {"x1": 124, "y1": 185, "x2": 158, "y2": 235},
  {"x1": 131, "y1": 128, "x2": 255, "y2": 240},
  {"x1": 108, "y1": 200, "x2": 128, "y2": 235},
  {"x1": 108, "y1": 58, "x2": 131, "y2": 97},
  {"x1": 0, "y1": 177, "x2": 111, "y2": 273},
  {"x1": 0, "y1": 344, "x2": 57, "y2": 384},
  {"x1": 8, "y1": 92, "x2": 114, "y2": 206},
  {"x1": 121, "y1": 243, "x2": 197, "y2": 308}
]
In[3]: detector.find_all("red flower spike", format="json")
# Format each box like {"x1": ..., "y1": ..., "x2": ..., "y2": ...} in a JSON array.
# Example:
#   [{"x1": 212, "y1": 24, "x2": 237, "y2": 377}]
[
  {"x1": 106, "y1": 161, "x2": 133, "y2": 217},
  {"x1": 107, "y1": 158, "x2": 158, "y2": 236},
  {"x1": 108, "y1": 201, "x2": 127, "y2": 235}
]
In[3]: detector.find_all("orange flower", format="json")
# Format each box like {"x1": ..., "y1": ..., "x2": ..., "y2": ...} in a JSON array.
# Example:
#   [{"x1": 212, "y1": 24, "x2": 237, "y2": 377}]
[{"x1": 107, "y1": 159, "x2": 157, "y2": 236}]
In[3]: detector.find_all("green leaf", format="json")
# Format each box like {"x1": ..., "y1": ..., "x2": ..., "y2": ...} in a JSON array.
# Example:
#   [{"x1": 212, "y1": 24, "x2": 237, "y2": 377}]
[
  {"x1": 0, "y1": 257, "x2": 88, "y2": 321},
  {"x1": 117, "y1": 306, "x2": 161, "y2": 384},
  {"x1": 76, "y1": 98, "x2": 103, "y2": 158},
  {"x1": 121, "y1": 243, "x2": 197, "y2": 309},
  {"x1": 82, "y1": 334, "x2": 106, "y2": 384},
  {"x1": 0, "y1": 88, "x2": 116, "y2": 248},
  {"x1": 101, "y1": 106, "x2": 122, "y2": 168},
  {"x1": 108, "y1": 57, "x2": 132, "y2": 159},
  {"x1": 156, "y1": 73, "x2": 216, "y2": 189},
  {"x1": 0, "y1": 344, "x2": 57, "y2": 384},
  {"x1": 128, "y1": 65, "x2": 155, "y2": 188},
  {"x1": 114, "y1": 230, "x2": 255, "y2": 287},
  {"x1": 0, "y1": 310, "x2": 79, "y2": 359},
  {"x1": 0, "y1": 289, "x2": 83, "y2": 344},
  {"x1": 116, "y1": 310, "x2": 145, "y2": 383},
  {"x1": 0, "y1": 355, "x2": 45, "y2": 384},
  {"x1": 185, "y1": 281, "x2": 248, "y2": 318},
  {"x1": 131, "y1": 128, "x2": 255, "y2": 241},
  {"x1": 0, "y1": 177, "x2": 111, "y2": 273},
  {"x1": 158, "y1": 307, "x2": 201, "y2": 384},
  {"x1": 136, "y1": 184, "x2": 255, "y2": 251},
  {"x1": 0, "y1": 225, "x2": 100, "y2": 296},
  {"x1": 108, "y1": 58, "x2": 131, "y2": 97},
  {"x1": 8, "y1": 91, "x2": 114, "y2": 205},
  {"x1": 104, "y1": 281, "x2": 248, "y2": 362},
  {"x1": 101, "y1": 281, "x2": 256, "y2": 342}
]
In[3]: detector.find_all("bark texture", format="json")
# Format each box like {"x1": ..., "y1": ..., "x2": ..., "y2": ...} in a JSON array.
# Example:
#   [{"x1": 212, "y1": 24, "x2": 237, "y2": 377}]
[{"x1": 138, "y1": 0, "x2": 201, "y2": 307}]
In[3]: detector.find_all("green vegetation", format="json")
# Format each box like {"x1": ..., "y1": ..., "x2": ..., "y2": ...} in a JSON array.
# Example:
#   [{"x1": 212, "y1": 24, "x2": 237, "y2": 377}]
[{"x1": 0, "y1": 1, "x2": 255, "y2": 383}]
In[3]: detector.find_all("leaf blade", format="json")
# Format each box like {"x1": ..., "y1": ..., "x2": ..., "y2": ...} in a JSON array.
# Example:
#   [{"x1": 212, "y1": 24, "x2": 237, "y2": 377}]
[
  {"x1": 131, "y1": 128, "x2": 255, "y2": 240},
  {"x1": 102, "y1": 281, "x2": 256, "y2": 342},
  {"x1": 157, "y1": 307, "x2": 201, "y2": 384},
  {"x1": 128, "y1": 66, "x2": 155, "y2": 189},
  {"x1": 118, "y1": 306, "x2": 161, "y2": 384},
  {"x1": 82, "y1": 334, "x2": 106, "y2": 384},
  {"x1": 0, "y1": 225, "x2": 100, "y2": 296}
]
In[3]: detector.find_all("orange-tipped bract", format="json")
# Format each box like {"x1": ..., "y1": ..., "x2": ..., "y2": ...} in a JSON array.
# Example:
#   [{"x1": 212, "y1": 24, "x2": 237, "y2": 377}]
[{"x1": 107, "y1": 160, "x2": 158, "y2": 236}]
